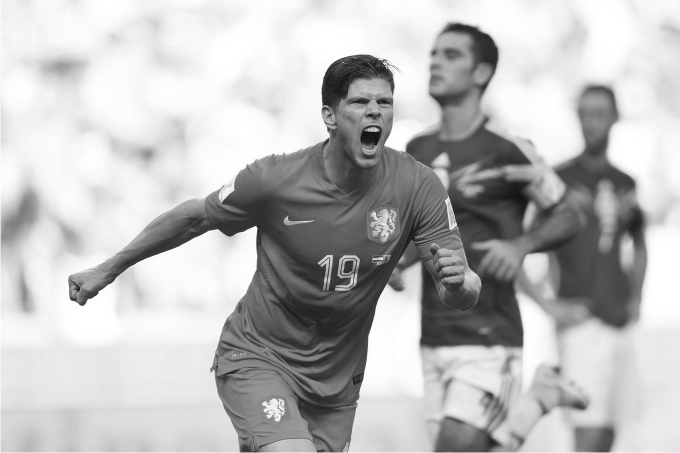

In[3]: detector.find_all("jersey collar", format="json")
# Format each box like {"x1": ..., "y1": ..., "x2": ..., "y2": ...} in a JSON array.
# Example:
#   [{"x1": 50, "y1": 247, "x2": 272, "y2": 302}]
[{"x1": 312, "y1": 139, "x2": 381, "y2": 207}]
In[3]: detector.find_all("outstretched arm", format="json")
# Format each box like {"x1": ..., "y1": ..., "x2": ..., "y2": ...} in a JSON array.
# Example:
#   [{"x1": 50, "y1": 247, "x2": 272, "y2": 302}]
[
  {"x1": 68, "y1": 197, "x2": 215, "y2": 306},
  {"x1": 471, "y1": 192, "x2": 585, "y2": 282},
  {"x1": 422, "y1": 243, "x2": 481, "y2": 310}
]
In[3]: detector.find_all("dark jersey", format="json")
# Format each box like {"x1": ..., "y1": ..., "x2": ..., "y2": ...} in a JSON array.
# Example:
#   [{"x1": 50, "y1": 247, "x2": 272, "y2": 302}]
[
  {"x1": 553, "y1": 155, "x2": 643, "y2": 327},
  {"x1": 407, "y1": 119, "x2": 566, "y2": 348},
  {"x1": 205, "y1": 141, "x2": 463, "y2": 407}
]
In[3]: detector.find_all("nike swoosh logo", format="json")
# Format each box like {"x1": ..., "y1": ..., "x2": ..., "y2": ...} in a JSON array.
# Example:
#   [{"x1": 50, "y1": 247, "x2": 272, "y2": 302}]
[{"x1": 284, "y1": 216, "x2": 314, "y2": 226}]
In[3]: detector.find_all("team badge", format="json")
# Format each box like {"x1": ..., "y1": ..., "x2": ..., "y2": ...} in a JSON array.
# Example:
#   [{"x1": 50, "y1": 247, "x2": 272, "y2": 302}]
[
  {"x1": 261, "y1": 396, "x2": 290, "y2": 422},
  {"x1": 367, "y1": 205, "x2": 400, "y2": 245}
]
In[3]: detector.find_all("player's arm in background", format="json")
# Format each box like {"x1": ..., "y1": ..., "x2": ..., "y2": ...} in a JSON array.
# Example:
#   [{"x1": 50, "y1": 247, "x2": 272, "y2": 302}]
[
  {"x1": 69, "y1": 160, "x2": 265, "y2": 306},
  {"x1": 68, "y1": 198, "x2": 216, "y2": 306},
  {"x1": 471, "y1": 159, "x2": 586, "y2": 282},
  {"x1": 515, "y1": 258, "x2": 591, "y2": 329},
  {"x1": 624, "y1": 189, "x2": 648, "y2": 322}
]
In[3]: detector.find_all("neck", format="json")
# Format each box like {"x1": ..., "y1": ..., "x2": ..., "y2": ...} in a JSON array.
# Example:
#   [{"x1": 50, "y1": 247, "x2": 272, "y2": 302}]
[
  {"x1": 580, "y1": 142, "x2": 609, "y2": 170},
  {"x1": 438, "y1": 91, "x2": 484, "y2": 141},
  {"x1": 323, "y1": 139, "x2": 374, "y2": 194}
]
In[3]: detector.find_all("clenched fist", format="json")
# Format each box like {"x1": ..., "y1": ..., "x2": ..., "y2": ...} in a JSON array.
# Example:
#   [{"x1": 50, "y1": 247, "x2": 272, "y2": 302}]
[
  {"x1": 430, "y1": 243, "x2": 465, "y2": 294},
  {"x1": 68, "y1": 266, "x2": 113, "y2": 306}
]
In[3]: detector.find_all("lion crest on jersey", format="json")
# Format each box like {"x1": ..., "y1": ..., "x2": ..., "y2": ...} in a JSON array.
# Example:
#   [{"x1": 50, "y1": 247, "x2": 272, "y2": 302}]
[
  {"x1": 262, "y1": 397, "x2": 286, "y2": 422},
  {"x1": 367, "y1": 204, "x2": 400, "y2": 245}
]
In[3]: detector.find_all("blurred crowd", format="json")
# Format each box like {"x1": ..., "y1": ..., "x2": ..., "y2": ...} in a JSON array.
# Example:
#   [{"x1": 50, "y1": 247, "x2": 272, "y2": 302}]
[{"x1": 2, "y1": 0, "x2": 680, "y2": 325}]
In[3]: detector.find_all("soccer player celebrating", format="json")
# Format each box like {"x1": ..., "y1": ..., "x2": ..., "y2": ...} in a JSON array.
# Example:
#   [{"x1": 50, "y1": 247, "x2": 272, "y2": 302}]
[
  {"x1": 532, "y1": 85, "x2": 647, "y2": 451},
  {"x1": 67, "y1": 55, "x2": 481, "y2": 452},
  {"x1": 388, "y1": 23, "x2": 588, "y2": 451}
]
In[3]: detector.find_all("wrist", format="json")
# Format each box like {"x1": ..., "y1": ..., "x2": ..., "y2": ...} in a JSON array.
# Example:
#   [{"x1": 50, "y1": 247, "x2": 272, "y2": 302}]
[
  {"x1": 512, "y1": 235, "x2": 534, "y2": 256},
  {"x1": 99, "y1": 257, "x2": 125, "y2": 283},
  {"x1": 439, "y1": 282, "x2": 476, "y2": 311}
]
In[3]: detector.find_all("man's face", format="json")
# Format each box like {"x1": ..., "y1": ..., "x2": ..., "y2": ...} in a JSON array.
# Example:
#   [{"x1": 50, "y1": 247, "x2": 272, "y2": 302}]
[
  {"x1": 331, "y1": 78, "x2": 394, "y2": 169},
  {"x1": 429, "y1": 32, "x2": 478, "y2": 102},
  {"x1": 578, "y1": 91, "x2": 618, "y2": 151}
]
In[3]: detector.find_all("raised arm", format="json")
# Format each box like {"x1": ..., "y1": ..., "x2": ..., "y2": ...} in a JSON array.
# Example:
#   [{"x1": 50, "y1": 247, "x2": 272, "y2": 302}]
[
  {"x1": 422, "y1": 243, "x2": 481, "y2": 310},
  {"x1": 68, "y1": 197, "x2": 215, "y2": 306},
  {"x1": 472, "y1": 180, "x2": 585, "y2": 282}
]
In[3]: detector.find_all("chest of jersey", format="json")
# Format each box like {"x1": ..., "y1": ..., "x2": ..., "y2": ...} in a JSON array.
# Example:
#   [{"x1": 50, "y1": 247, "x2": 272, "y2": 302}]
[
  {"x1": 560, "y1": 169, "x2": 637, "y2": 255},
  {"x1": 259, "y1": 180, "x2": 412, "y2": 304}
]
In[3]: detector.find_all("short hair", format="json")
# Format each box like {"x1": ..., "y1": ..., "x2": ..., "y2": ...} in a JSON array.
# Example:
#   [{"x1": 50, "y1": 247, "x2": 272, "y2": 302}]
[
  {"x1": 439, "y1": 23, "x2": 498, "y2": 91},
  {"x1": 580, "y1": 84, "x2": 618, "y2": 115},
  {"x1": 322, "y1": 55, "x2": 398, "y2": 110}
]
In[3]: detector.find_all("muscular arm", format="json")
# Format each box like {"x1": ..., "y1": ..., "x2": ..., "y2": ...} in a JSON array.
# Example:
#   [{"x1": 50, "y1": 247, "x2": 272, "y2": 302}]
[
  {"x1": 515, "y1": 191, "x2": 585, "y2": 254},
  {"x1": 472, "y1": 191, "x2": 585, "y2": 281},
  {"x1": 423, "y1": 244, "x2": 481, "y2": 310},
  {"x1": 68, "y1": 197, "x2": 215, "y2": 305}
]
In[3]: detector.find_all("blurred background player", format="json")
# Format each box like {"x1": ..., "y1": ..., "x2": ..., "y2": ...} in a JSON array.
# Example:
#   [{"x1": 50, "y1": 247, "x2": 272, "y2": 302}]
[
  {"x1": 389, "y1": 23, "x2": 587, "y2": 451},
  {"x1": 526, "y1": 85, "x2": 647, "y2": 451},
  {"x1": 67, "y1": 55, "x2": 481, "y2": 452}
]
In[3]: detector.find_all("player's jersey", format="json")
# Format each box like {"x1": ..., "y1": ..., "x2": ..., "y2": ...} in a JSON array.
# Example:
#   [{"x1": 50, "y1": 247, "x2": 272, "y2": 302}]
[
  {"x1": 205, "y1": 141, "x2": 463, "y2": 407},
  {"x1": 407, "y1": 118, "x2": 565, "y2": 348},
  {"x1": 553, "y1": 155, "x2": 643, "y2": 327}
]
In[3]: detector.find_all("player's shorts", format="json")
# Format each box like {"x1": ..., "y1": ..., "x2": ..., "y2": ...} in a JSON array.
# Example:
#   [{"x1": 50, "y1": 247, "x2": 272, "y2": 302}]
[
  {"x1": 214, "y1": 366, "x2": 355, "y2": 452},
  {"x1": 421, "y1": 345, "x2": 523, "y2": 449},
  {"x1": 558, "y1": 317, "x2": 642, "y2": 428}
]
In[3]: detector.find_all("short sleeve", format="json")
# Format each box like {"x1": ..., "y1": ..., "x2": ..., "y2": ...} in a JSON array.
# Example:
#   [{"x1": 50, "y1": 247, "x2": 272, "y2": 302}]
[
  {"x1": 411, "y1": 166, "x2": 464, "y2": 260},
  {"x1": 501, "y1": 140, "x2": 566, "y2": 210},
  {"x1": 205, "y1": 158, "x2": 267, "y2": 236}
]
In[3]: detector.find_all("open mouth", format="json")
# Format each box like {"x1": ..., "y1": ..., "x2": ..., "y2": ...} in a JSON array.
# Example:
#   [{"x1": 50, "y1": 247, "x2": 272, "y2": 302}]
[{"x1": 360, "y1": 126, "x2": 382, "y2": 155}]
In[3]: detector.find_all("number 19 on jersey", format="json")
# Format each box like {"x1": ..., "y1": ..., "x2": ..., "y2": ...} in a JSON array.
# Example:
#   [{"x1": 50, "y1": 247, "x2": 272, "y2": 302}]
[{"x1": 318, "y1": 255, "x2": 360, "y2": 291}]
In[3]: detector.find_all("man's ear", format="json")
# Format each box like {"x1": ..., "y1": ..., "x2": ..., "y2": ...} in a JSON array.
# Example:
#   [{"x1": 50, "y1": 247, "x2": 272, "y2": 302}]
[
  {"x1": 321, "y1": 105, "x2": 337, "y2": 130},
  {"x1": 473, "y1": 63, "x2": 494, "y2": 89}
]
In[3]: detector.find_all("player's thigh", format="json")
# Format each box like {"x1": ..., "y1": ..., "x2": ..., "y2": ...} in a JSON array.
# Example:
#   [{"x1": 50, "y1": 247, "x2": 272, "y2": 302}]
[
  {"x1": 420, "y1": 346, "x2": 447, "y2": 444},
  {"x1": 214, "y1": 367, "x2": 313, "y2": 452},
  {"x1": 439, "y1": 345, "x2": 523, "y2": 449},
  {"x1": 298, "y1": 401, "x2": 357, "y2": 452},
  {"x1": 436, "y1": 416, "x2": 492, "y2": 452},
  {"x1": 574, "y1": 427, "x2": 615, "y2": 452},
  {"x1": 559, "y1": 319, "x2": 618, "y2": 428}
]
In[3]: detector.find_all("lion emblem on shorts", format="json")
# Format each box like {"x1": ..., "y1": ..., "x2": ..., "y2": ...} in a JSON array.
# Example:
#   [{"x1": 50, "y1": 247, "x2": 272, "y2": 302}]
[
  {"x1": 367, "y1": 205, "x2": 400, "y2": 245},
  {"x1": 262, "y1": 398, "x2": 286, "y2": 422}
]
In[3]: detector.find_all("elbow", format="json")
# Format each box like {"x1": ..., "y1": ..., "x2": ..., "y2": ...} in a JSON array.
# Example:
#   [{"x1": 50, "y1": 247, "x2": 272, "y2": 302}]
[{"x1": 179, "y1": 198, "x2": 214, "y2": 235}]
